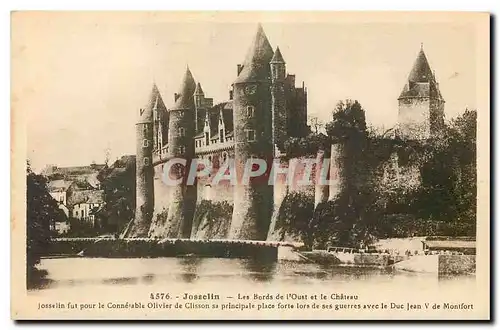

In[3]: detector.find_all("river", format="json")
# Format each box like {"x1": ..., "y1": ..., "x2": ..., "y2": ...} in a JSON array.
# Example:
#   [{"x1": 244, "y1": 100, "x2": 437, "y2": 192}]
[{"x1": 29, "y1": 257, "x2": 476, "y2": 295}]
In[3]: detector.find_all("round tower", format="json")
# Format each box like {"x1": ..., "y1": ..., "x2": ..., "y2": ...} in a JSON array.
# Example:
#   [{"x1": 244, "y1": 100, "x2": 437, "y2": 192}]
[
  {"x1": 128, "y1": 84, "x2": 156, "y2": 237},
  {"x1": 229, "y1": 24, "x2": 274, "y2": 240},
  {"x1": 155, "y1": 67, "x2": 197, "y2": 238}
]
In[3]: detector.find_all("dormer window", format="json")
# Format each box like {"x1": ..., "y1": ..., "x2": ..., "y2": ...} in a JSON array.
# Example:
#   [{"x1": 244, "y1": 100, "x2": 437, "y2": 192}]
[
  {"x1": 247, "y1": 106, "x2": 255, "y2": 118},
  {"x1": 179, "y1": 127, "x2": 185, "y2": 137}
]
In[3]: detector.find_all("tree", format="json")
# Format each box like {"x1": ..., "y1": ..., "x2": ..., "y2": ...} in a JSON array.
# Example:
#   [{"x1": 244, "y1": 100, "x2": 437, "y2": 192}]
[
  {"x1": 325, "y1": 100, "x2": 367, "y2": 141},
  {"x1": 276, "y1": 192, "x2": 315, "y2": 248},
  {"x1": 96, "y1": 155, "x2": 136, "y2": 234},
  {"x1": 26, "y1": 160, "x2": 61, "y2": 286},
  {"x1": 308, "y1": 115, "x2": 324, "y2": 134}
]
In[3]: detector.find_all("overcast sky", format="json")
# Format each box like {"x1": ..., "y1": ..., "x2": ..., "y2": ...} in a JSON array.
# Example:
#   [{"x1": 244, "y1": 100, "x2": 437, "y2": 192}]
[{"x1": 13, "y1": 13, "x2": 480, "y2": 171}]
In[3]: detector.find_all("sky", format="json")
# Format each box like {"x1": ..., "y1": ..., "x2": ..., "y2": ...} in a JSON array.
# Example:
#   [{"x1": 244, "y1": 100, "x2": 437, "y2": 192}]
[{"x1": 12, "y1": 12, "x2": 481, "y2": 171}]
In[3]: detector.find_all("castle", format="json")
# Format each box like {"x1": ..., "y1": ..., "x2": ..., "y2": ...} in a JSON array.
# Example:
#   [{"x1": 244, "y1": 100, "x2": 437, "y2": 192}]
[{"x1": 127, "y1": 25, "x2": 445, "y2": 240}]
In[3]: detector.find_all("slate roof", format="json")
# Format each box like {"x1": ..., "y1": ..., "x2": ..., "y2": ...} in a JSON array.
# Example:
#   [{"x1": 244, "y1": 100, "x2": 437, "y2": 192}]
[
  {"x1": 235, "y1": 24, "x2": 274, "y2": 84},
  {"x1": 194, "y1": 82, "x2": 204, "y2": 96},
  {"x1": 44, "y1": 164, "x2": 105, "y2": 176},
  {"x1": 399, "y1": 48, "x2": 443, "y2": 100},
  {"x1": 270, "y1": 46, "x2": 285, "y2": 64},
  {"x1": 138, "y1": 83, "x2": 165, "y2": 124},
  {"x1": 47, "y1": 180, "x2": 74, "y2": 192},
  {"x1": 194, "y1": 101, "x2": 234, "y2": 138},
  {"x1": 171, "y1": 67, "x2": 196, "y2": 111},
  {"x1": 68, "y1": 190, "x2": 105, "y2": 206}
]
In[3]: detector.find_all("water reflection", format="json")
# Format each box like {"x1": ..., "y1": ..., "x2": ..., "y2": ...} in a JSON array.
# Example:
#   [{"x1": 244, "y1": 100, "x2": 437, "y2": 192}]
[
  {"x1": 176, "y1": 257, "x2": 203, "y2": 283},
  {"x1": 240, "y1": 258, "x2": 277, "y2": 282},
  {"x1": 101, "y1": 277, "x2": 139, "y2": 286},
  {"x1": 28, "y1": 257, "x2": 476, "y2": 293}
]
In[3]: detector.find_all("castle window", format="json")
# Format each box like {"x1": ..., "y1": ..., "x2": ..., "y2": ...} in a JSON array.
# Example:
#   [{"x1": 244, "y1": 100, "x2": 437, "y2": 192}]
[
  {"x1": 222, "y1": 152, "x2": 228, "y2": 162},
  {"x1": 246, "y1": 129, "x2": 256, "y2": 142},
  {"x1": 143, "y1": 125, "x2": 148, "y2": 134},
  {"x1": 179, "y1": 146, "x2": 185, "y2": 154},
  {"x1": 219, "y1": 129, "x2": 224, "y2": 143},
  {"x1": 142, "y1": 139, "x2": 149, "y2": 147},
  {"x1": 247, "y1": 106, "x2": 255, "y2": 118},
  {"x1": 144, "y1": 157, "x2": 150, "y2": 166},
  {"x1": 179, "y1": 127, "x2": 185, "y2": 137},
  {"x1": 205, "y1": 132, "x2": 209, "y2": 146}
]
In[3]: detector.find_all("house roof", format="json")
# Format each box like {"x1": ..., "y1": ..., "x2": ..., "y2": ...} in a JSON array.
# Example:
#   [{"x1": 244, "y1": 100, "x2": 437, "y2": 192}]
[
  {"x1": 68, "y1": 190, "x2": 105, "y2": 206},
  {"x1": 47, "y1": 180, "x2": 74, "y2": 192},
  {"x1": 44, "y1": 164, "x2": 105, "y2": 176},
  {"x1": 234, "y1": 24, "x2": 274, "y2": 84},
  {"x1": 171, "y1": 67, "x2": 196, "y2": 111}
]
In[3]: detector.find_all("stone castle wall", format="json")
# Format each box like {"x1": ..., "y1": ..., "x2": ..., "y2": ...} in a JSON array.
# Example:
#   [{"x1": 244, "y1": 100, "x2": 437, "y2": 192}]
[{"x1": 148, "y1": 141, "x2": 422, "y2": 242}]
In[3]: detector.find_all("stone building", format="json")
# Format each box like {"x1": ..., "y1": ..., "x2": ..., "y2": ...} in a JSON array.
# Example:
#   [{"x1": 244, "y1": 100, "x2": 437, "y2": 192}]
[
  {"x1": 131, "y1": 26, "x2": 446, "y2": 241},
  {"x1": 132, "y1": 24, "x2": 309, "y2": 240}
]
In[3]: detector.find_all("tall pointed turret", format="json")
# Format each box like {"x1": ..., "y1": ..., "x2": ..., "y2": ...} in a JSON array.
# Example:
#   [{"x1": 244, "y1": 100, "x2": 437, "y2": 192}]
[
  {"x1": 149, "y1": 67, "x2": 198, "y2": 239},
  {"x1": 270, "y1": 46, "x2": 285, "y2": 64},
  {"x1": 194, "y1": 82, "x2": 204, "y2": 96},
  {"x1": 171, "y1": 66, "x2": 196, "y2": 111},
  {"x1": 235, "y1": 23, "x2": 274, "y2": 83},
  {"x1": 129, "y1": 83, "x2": 158, "y2": 237},
  {"x1": 230, "y1": 24, "x2": 274, "y2": 240},
  {"x1": 398, "y1": 46, "x2": 445, "y2": 140}
]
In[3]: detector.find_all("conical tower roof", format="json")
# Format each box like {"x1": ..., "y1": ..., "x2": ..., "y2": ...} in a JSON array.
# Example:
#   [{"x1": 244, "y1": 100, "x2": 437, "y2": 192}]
[
  {"x1": 270, "y1": 46, "x2": 285, "y2": 64},
  {"x1": 194, "y1": 82, "x2": 204, "y2": 95},
  {"x1": 408, "y1": 48, "x2": 434, "y2": 83},
  {"x1": 137, "y1": 83, "x2": 165, "y2": 124},
  {"x1": 171, "y1": 66, "x2": 196, "y2": 110},
  {"x1": 399, "y1": 46, "x2": 443, "y2": 100},
  {"x1": 235, "y1": 24, "x2": 274, "y2": 84}
]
